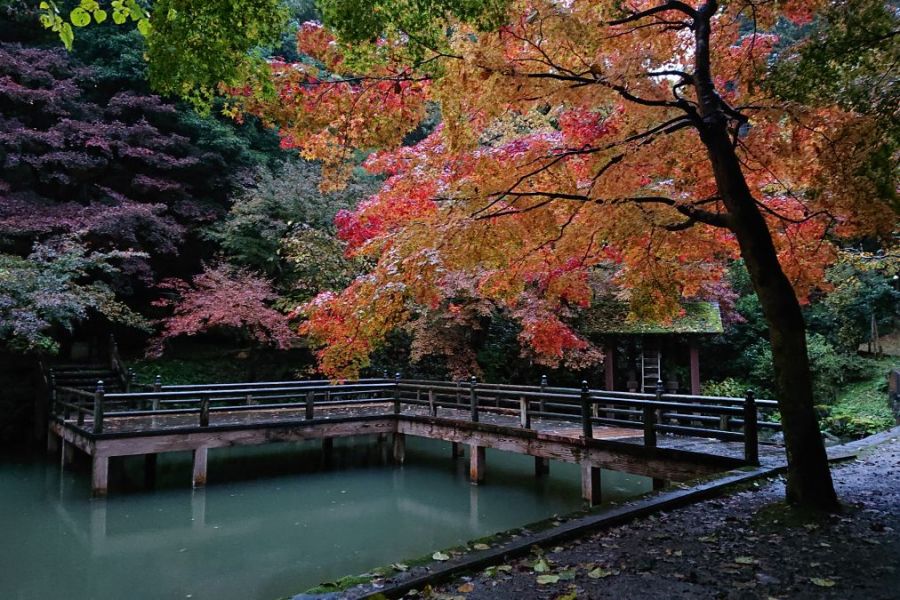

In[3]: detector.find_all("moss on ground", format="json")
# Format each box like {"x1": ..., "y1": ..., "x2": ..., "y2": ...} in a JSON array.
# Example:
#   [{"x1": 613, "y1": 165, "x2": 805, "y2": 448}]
[
  {"x1": 821, "y1": 357, "x2": 896, "y2": 438},
  {"x1": 303, "y1": 574, "x2": 379, "y2": 594},
  {"x1": 750, "y1": 500, "x2": 840, "y2": 531}
]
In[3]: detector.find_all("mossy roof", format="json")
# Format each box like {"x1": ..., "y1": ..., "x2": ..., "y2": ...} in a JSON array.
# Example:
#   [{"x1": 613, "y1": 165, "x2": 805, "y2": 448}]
[{"x1": 581, "y1": 300, "x2": 724, "y2": 336}]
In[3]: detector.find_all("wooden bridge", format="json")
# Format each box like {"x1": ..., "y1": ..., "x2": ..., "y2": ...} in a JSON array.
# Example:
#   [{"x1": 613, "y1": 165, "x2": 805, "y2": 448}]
[{"x1": 47, "y1": 375, "x2": 779, "y2": 504}]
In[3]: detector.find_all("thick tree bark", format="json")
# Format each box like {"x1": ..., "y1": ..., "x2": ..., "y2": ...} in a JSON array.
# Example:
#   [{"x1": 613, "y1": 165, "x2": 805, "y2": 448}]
[{"x1": 692, "y1": 2, "x2": 838, "y2": 510}]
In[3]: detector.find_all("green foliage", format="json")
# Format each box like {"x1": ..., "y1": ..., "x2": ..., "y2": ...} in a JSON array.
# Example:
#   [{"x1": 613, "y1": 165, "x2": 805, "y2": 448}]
[
  {"x1": 769, "y1": 0, "x2": 899, "y2": 127},
  {"x1": 820, "y1": 360, "x2": 895, "y2": 438},
  {"x1": 208, "y1": 160, "x2": 376, "y2": 301},
  {"x1": 806, "y1": 254, "x2": 900, "y2": 352},
  {"x1": 767, "y1": 0, "x2": 899, "y2": 211},
  {"x1": 278, "y1": 227, "x2": 360, "y2": 305},
  {"x1": 39, "y1": 0, "x2": 289, "y2": 112},
  {"x1": 130, "y1": 343, "x2": 313, "y2": 384},
  {"x1": 746, "y1": 333, "x2": 872, "y2": 403},
  {"x1": 316, "y1": 0, "x2": 508, "y2": 73},
  {"x1": 143, "y1": 0, "x2": 288, "y2": 112},
  {"x1": 701, "y1": 377, "x2": 751, "y2": 398},
  {"x1": 0, "y1": 239, "x2": 148, "y2": 353}
]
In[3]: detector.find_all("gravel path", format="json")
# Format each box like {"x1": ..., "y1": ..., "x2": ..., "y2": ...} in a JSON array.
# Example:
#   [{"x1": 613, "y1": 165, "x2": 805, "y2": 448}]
[{"x1": 421, "y1": 432, "x2": 900, "y2": 600}]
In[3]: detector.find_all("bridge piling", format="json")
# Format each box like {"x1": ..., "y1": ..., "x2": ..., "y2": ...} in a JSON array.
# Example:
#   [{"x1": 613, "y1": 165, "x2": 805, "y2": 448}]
[
  {"x1": 91, "y1": 455, "x2": 108, "y2": 497},
  {"x1": 581, "y1": 460, "x2": 601, "y2": 506},
  {"x1": 393, "y1": 433, "x2": 406, "y2": 464},
  {"x1": 469, "y1": 445, "x2": 485, "y2": 484},
  {"x1": 451, "y1": 441, "x2": 463, "y2": 459},
  {"x1": 192, "y1": 447, "x2": 208, "y2": 488}
]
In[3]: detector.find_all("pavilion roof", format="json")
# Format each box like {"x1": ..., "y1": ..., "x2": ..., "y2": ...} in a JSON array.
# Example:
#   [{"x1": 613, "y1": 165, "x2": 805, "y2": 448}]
[{"x1": 581, "y1": 300, "x2": 724, "y2": 336}]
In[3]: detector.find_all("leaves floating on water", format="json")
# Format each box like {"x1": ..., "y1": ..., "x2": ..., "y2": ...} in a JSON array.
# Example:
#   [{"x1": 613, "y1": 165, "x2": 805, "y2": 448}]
[
  {"x1": 432, "y1": 552, "x2": 450, "y2": 561},
  {"x1": 536, "y1": 574, "x2": 560, "y2": 585},
  {"x1": 810, "y1": 577, "x2": 836, "y2": 587}
]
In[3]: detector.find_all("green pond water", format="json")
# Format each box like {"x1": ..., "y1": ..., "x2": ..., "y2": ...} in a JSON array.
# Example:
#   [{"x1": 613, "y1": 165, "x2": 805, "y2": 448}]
[{"x1": 0, "y1": 437, "x2": 651, "y2": 600}]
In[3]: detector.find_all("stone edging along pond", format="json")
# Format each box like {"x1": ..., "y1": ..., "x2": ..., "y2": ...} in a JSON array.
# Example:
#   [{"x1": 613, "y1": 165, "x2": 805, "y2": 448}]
[{"x1": 293, "y1": 429, "x2": 900, "y2": 600}]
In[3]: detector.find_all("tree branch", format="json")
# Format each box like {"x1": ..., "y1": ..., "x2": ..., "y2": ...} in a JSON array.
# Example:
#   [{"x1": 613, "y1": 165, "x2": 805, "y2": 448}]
[{"x1": 608, "y1": 1, "x2": 700, "y2": 26}]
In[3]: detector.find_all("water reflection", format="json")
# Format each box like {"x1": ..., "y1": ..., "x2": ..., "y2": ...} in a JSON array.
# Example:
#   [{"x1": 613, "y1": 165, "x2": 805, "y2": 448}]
[{"x1": 2, "y1": 437, "x2": 650, "y2": 600}]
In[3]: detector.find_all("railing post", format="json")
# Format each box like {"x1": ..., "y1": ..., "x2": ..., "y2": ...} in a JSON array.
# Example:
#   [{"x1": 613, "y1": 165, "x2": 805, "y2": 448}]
[
  {"x1": 393, "y1": 372, "x2": 401, "y2": 414},
  {"x1": 469, "y1": 376, "x2": 479, "y2": 422},
  {"x1": 519, "y1": 396, "x2": 530, "y2": 429},
  {"x1": 539, "y1": 374, "x2": 547, "y2": 414},
  {"x1": 655, "y1": 378, "x2": 664, "y2": 426},
  {"x1": 152, "y1": 375, "x2": 161, "y2": 412},
  {"x1": 428, "y1": 388, "x2": 436, "y2": 417},
  {"x1": 93, "y1": 380, "x2": 105, "y2": 434},
  {"x1": 580, "y1": 381, "x2": 592, "y2": 440},
  {"x1": 744, "y1": 389, "x2": 759, "y2": 465},
  {"x1": 125, "y1": 368, "x2": 134, "y2": 393},
  {"x1": 305, "y1": 390, "x2": 315, "y2": 420},
  {"x1": 199, "y1": 394, "x2": 210, "y2": 427},
  {"x1": 643, "y1": 379, "x2": 662, "y2": 448}
]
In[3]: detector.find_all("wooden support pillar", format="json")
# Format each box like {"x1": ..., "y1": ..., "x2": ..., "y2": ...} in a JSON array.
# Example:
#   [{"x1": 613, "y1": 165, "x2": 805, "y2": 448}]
[
  {"x1": 469, "y1": 445, "x2": 485, "y2": 484},
  {"x1": 653, "y1": 478, "x2": 667, "y2": 490},
  {"x1": 322, "y1": 437, "x2": 334, "y2": 455},
  {"x1": 62, "y1": 440, "x2": 75, "y2": 466},
  {"x1": 604, "y1": 343, "x2": 615, "y2": 390},
  {"x1": 581, "y1": 461, "x2": 602, "y2": 506},
  {"x1": 46, "y1": 428, "x2": 60, "y2": 454},
  {"x1": 392, "y1": 433, "x2": 406, "y2": 464},
  {"x1": 192, "y1": 447, "x2": 208, "y2": 488},
  {"x1": 451, "y1": 441, "x2": 464, "y2": 459},
  {"x1": 689, "y1": 341, "x2": 701, "y2": 395},
  {"x1": 534, "y1": 456, "x2": 550, "y2": 477},
  {"x1": 91, "y1": 455, "x2": 109, "y2": 497},
  {"x1": 144, "y1": 454, "x2": 157, "y2": 489}
]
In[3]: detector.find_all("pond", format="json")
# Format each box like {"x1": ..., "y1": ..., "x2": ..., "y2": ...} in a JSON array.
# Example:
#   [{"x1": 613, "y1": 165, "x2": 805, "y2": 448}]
[{"x1": 0, "y1": 436, "x2": 651, "y2": 600}]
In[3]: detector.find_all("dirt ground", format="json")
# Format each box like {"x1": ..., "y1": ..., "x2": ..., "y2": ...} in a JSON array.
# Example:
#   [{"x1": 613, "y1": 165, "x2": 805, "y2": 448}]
[{"x1": 419, "y1": 434, "x2": 900, "y2": 599}]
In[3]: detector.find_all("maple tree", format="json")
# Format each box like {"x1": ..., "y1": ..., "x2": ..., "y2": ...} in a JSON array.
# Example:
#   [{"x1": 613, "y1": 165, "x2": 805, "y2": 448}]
[{"x1": 148, "y1": 263, "x2": 296, "y2": 356}]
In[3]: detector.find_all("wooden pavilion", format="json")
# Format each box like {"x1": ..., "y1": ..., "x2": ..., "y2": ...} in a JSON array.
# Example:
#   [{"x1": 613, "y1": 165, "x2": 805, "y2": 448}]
[{"x1": 581, "y1": 301, "x2": 724, "y2": 395}]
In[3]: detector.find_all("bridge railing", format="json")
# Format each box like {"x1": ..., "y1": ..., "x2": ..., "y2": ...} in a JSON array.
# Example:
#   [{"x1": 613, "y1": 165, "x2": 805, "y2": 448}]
[
  {"x1": 52, "y1": 376, "x2": 776, "y2": 464},
  {"x1": 51, "y1": 381, "x2": 397, "y2": 435},
  {"x1": 394, "y1": 378, "x2": 775, "y2": 464}
]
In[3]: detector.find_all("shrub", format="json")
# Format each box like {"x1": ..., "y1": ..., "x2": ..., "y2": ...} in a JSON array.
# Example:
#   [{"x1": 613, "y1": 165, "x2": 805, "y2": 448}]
[{"x1": 701, "y1": 377, "x2": 752, "y2": 398}]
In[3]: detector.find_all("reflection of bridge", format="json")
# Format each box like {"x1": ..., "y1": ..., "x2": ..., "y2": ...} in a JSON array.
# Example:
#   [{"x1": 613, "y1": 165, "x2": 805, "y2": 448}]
[
  {"x1": 48, "y1": 378, "x2": 779, "y2": 504},
  {"x1": 50, "y1": 483, "x2": 480, "y2": 559}
]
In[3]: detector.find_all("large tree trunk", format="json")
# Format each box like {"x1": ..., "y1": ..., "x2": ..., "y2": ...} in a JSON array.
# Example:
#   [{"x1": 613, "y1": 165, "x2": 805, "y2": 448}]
[
  {"x1": 730, "y1": 193, "x2": 839, "y2": 509},
  {"x1": 700, "y1": 117, "x2": 839, "y2": 510},
  {"x1": 692, "y1": 1, "x2": 838, "y2": 510}
]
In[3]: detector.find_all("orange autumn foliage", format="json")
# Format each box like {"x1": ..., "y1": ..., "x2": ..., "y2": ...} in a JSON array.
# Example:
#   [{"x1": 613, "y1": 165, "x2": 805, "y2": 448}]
[{"x1": 237, "y1": 1, "x2": 896, "y2": 378}]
